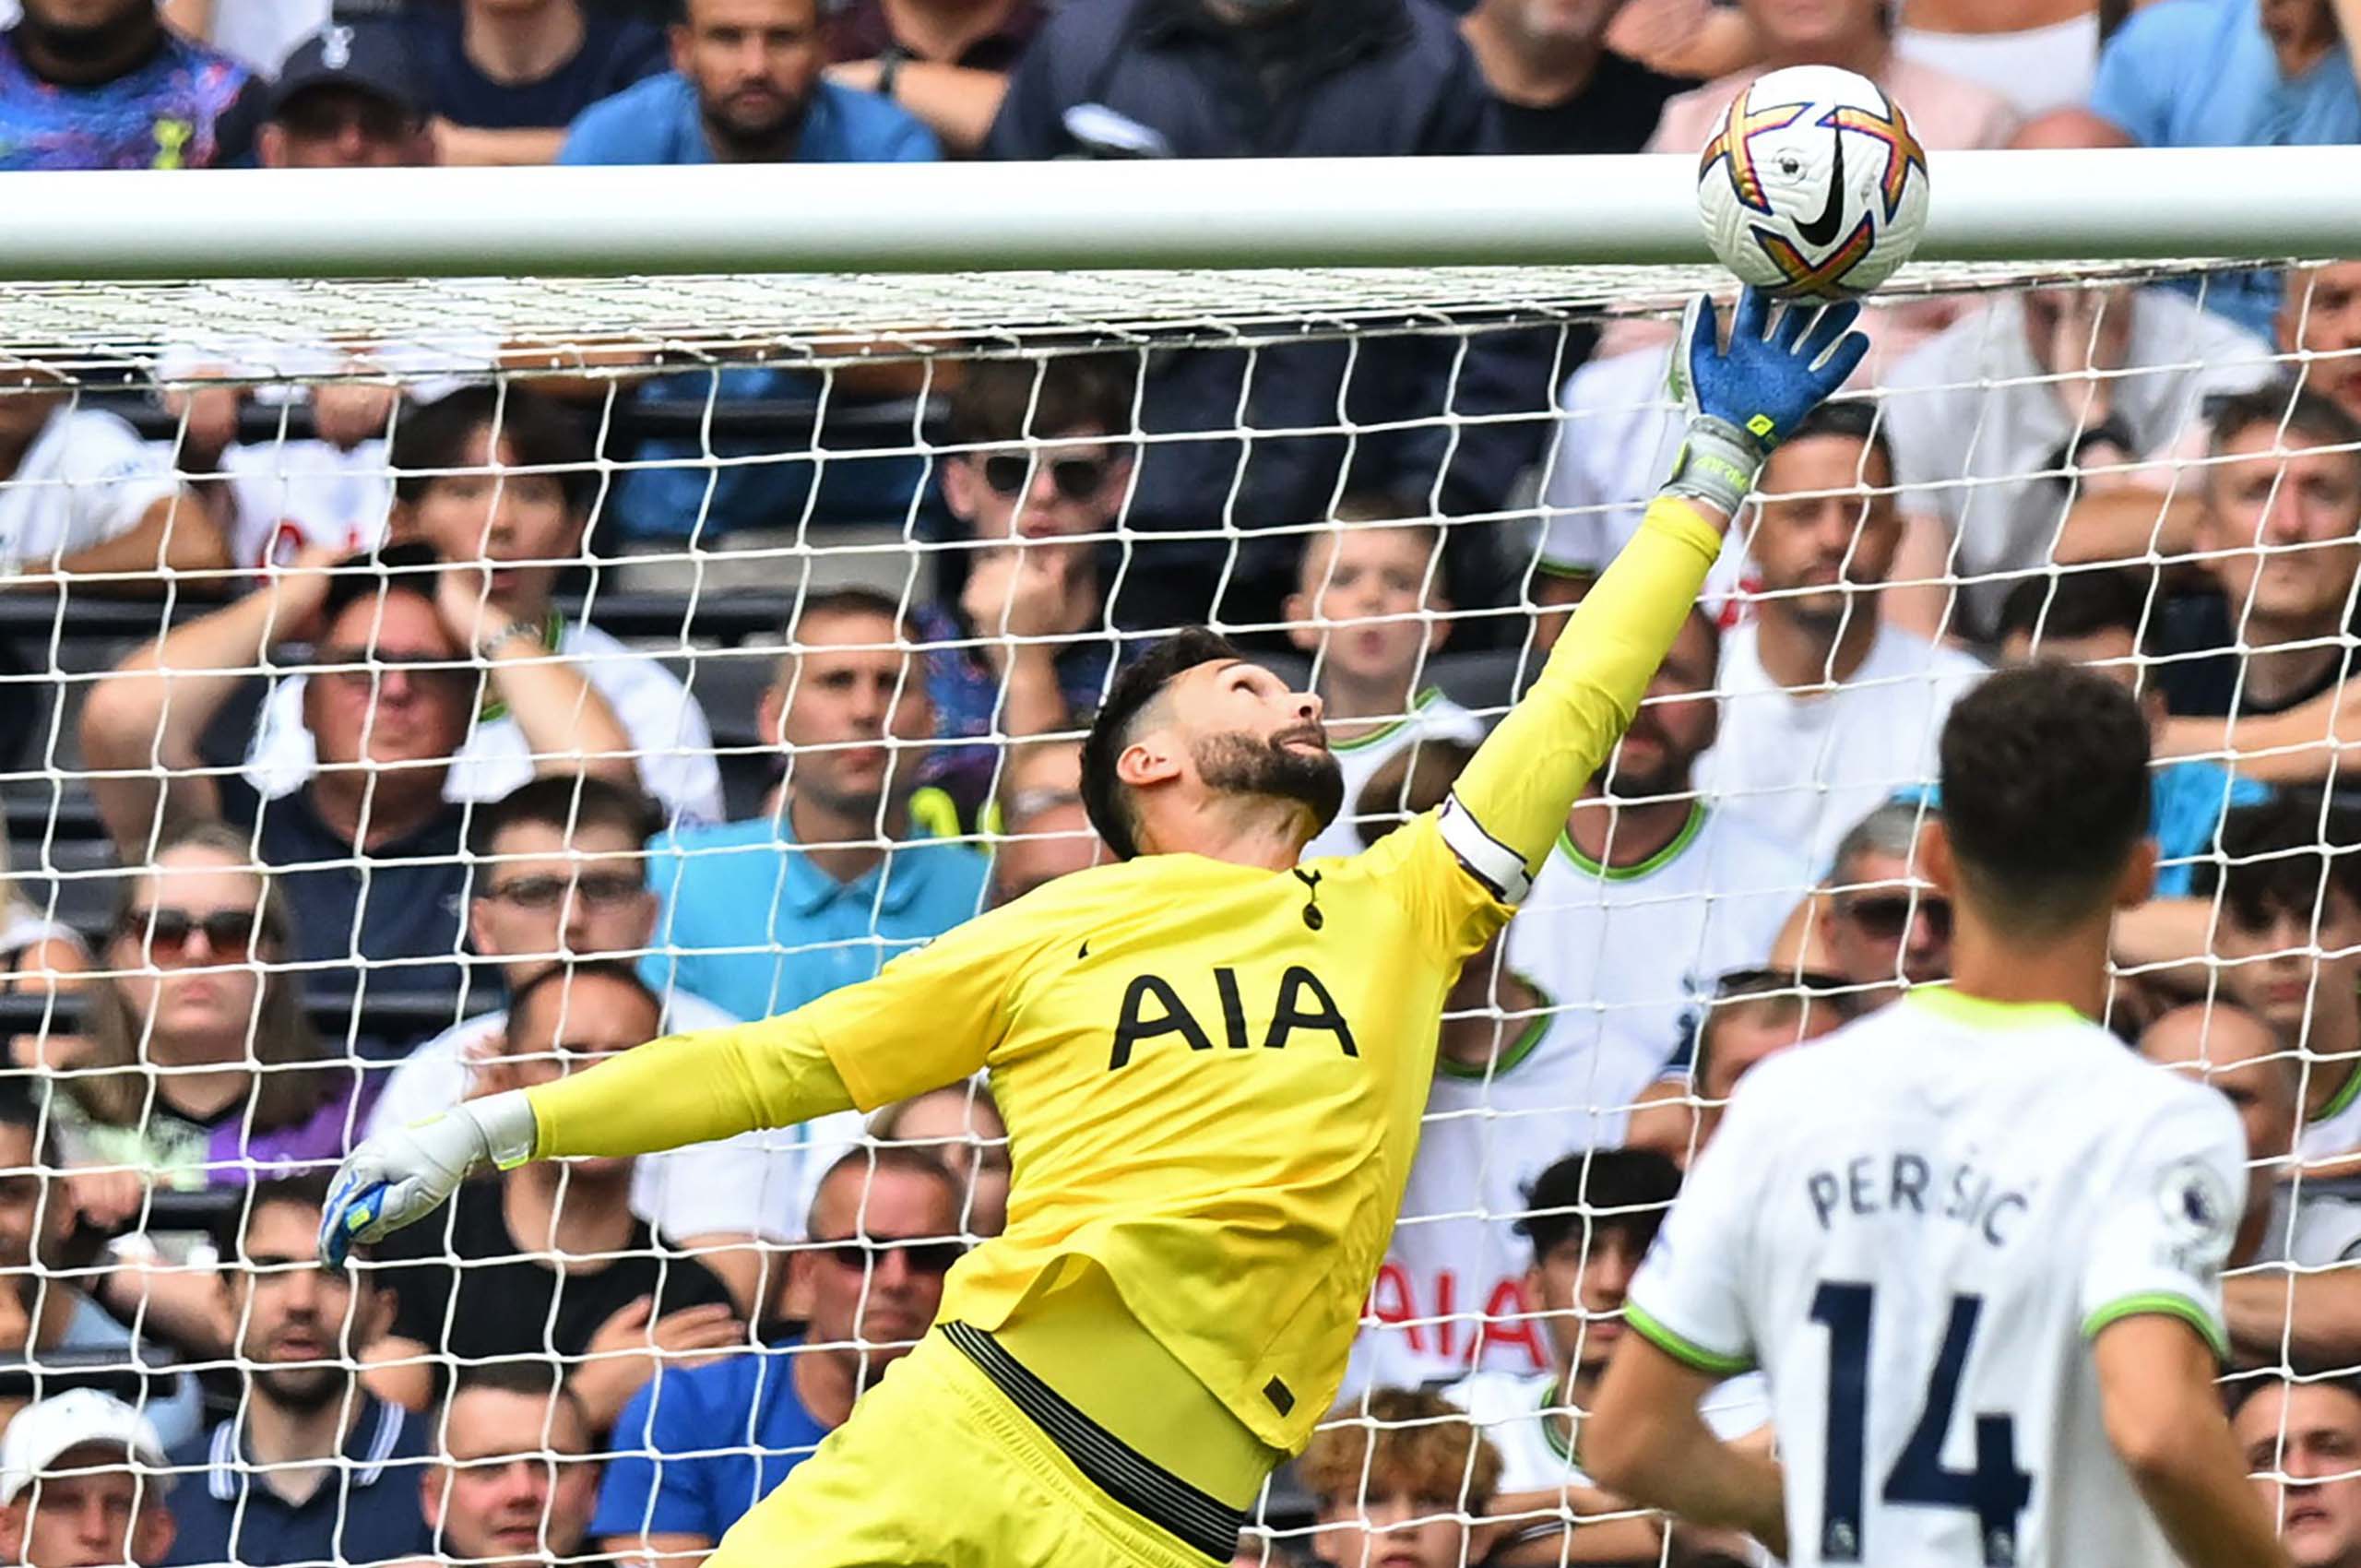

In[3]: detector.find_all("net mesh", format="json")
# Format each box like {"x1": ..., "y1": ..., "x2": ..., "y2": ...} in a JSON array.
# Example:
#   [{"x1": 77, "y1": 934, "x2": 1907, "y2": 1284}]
[{"x1": 0, "y1": 255, "x2": 2348, "y2": 1568}]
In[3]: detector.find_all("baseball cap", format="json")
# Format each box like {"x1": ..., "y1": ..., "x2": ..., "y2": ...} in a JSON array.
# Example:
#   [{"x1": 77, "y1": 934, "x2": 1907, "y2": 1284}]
[
  {"x1": 267, "y1": 20, "x2": 428, "y2": 123},
  {"x1": 0, "y1": 1390, "x2": 172, "y2": 1505}
]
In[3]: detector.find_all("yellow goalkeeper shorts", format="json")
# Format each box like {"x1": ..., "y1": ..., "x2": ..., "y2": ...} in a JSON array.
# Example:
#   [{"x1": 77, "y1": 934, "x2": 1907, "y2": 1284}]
[{"x1": 706, "y1": 1325, "x2": 1232, "y2": 1568}]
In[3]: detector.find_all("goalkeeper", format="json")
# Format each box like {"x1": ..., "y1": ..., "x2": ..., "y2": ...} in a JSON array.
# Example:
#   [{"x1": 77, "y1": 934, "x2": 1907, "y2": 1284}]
[{"x1": 321, "y1": 288, "x2": 1864, "y2": 1568}]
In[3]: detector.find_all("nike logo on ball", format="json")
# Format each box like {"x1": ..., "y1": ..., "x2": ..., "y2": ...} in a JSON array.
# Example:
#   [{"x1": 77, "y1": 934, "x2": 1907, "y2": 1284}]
[{"x1": 1797, "y1": 122, "x2": 1846, "y2": 248}]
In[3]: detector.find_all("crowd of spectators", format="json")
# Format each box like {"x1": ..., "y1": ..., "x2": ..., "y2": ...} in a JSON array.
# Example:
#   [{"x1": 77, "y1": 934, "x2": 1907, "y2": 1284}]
[{"x1": 0, "y1": 0, "x2": 2359, "y2": 1563}]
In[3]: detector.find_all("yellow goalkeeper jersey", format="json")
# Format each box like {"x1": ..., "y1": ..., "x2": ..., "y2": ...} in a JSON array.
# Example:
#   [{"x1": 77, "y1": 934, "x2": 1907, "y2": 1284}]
[{"x1": 525, "y1": 496, "x2": 1725, "y2": 1454}]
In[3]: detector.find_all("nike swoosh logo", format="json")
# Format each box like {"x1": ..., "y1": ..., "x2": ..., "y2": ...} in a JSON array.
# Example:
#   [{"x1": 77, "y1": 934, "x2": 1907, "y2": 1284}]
[{"x1": 1796, "y1": 121, "x2": 1846, "y2": 249}]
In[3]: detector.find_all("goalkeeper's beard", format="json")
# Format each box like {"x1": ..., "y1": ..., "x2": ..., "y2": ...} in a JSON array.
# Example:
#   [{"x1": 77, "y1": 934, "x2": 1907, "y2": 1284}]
[{"x1": 1193, "y1": 727, "x2": 1345, "y2": 835}]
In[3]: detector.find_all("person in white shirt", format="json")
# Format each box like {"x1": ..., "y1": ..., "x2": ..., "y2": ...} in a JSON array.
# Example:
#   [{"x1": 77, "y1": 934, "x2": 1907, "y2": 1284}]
[
  {"x1": 242, "y1": 386, "x2": 726, "y2": 827},
  {"x1": 0, "y1": 364, "x2": 221, "y2": 589},
  {"x1": 1287, "y1": 502, "x2": 1488, "y2": 861},
  {"x1": 1698, "y1": 401, "x2": 1988, "y2": 869},
  {"x1": 367, "y1": 774, "x2": 860, "y2": 1313},
  {"x1": 1880, "y1": 284, "x2": 2275, "y2": 642},
  {"x1": 2142, "y1": 1000, "x2": 2361, "y2": 1371},
  {"x1": 1590, "y1": 664, "x2": 2286, "y2": 1568},
  {"x1": 1443, "y1": 1149, "x2": 1762, "y2": 1568}
]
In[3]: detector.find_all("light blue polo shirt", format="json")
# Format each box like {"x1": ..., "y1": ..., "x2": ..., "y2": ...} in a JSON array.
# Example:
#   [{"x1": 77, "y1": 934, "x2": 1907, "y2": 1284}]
[
  {"x1": 558, "y1": 71, "x2": 940, "y2": 167},
  {"x1": 640, "y1": 814, "x2": 990, "y2": 1025}
]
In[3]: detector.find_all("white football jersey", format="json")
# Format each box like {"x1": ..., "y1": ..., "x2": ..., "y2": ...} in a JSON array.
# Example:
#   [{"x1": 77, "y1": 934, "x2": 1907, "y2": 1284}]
[
  {"x1": 1627, "y1": 987, "x2": 2246, "y2": 1568},
  {"x1": 1447, "y1": 1367, "x2": 1773, "y2": 1494},
  {"x1": 1303, "y1": 688, "x2": 1489, "y2": 862},
  {"x1": 1507, "y1": 802, "x2": 1813, "y2": 1097}
]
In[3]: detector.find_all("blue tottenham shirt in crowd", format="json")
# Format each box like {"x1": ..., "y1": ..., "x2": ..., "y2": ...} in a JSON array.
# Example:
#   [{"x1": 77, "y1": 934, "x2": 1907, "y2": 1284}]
[
  {"x1": 556, "y1": 72, "x2": 942, "y2": 544},
  {"x1": 165, "y1": 1394, "x2": 432, "y2": 1566},
  {"x1": 639, "y1": 814, "x2": 990, "y2": 1026},
  {"x1": 591, "y1": 1335, "x2": 836, "y2": 1547}
]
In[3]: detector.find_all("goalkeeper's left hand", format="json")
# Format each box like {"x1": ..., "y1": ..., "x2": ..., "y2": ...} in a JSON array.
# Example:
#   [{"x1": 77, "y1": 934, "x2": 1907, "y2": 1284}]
[{"x1": 1663, "y1": 286, "x2": 1869, "y2": 518}]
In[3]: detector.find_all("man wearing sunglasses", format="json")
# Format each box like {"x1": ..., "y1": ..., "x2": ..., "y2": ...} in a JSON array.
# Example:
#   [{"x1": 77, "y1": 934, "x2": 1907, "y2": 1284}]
[
  {"x1": 1809, "y1": 800, "x2": 1956, "y2": 1012},
  {"x1": 918, "y1": 357, "x2": 1130, "y2": 828},
  {"x1": 593, "y1": 1146, "x2": 963, "y2": 1567}
]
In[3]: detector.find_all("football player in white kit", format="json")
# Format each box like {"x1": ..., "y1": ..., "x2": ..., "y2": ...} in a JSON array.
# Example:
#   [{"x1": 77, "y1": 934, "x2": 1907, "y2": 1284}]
[{"x1": 1585, "y1": 662, "x2": 2288, "y2": 1568}]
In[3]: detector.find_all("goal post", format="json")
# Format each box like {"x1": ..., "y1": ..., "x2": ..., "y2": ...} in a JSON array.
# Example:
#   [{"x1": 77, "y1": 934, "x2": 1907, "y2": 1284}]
[{"x1": 0, "y1": 150, "x2": 2355, "y2": 1568}]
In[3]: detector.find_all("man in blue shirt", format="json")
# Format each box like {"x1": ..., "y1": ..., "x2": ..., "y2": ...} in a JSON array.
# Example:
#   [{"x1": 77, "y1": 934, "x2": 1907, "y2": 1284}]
[
  {"x1": 592, "y1": 1147, "x2": 963, "y2": 1561},
  {"x1": 558, "y1": 0, "x2": 941, "y2": 546},
  {"x1": 165, "y1": 1177, "x2": 432, "y2": 1567},
  {"x1": 642, "y1": 588, "x2": 991, "y2": 1023},
  {"x1": 0, "y1": 0, "x2": 250, "y2": 170}
]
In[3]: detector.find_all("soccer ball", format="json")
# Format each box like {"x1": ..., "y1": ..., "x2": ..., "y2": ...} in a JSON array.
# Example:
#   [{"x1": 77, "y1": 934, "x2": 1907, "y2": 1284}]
[{"x1": 1695, "y1": 65, "x2": 1931, "y2": 300}]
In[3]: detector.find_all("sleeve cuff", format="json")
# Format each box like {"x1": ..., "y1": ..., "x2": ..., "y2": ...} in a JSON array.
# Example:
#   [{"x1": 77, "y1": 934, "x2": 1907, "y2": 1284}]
[
  {"x1": 2082, "y1": 1291, "x2": 2229, "y2": 1361},
  {"x1": 1438, "y1": 793, "x2": 1532, "y2": 905},
  {"x1": 1625, "y1": 1300, "x2": 1755, "y2": 1376}
]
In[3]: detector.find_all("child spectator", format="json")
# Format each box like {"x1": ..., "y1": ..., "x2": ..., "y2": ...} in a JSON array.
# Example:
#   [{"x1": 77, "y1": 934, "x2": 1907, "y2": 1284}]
[
  {"x1": 1285, "y1": 502, "x2": 1485, "y2": 861},
  {"x1": 1296, "y1": 1386, "x2": 1502, "y2": 1568}
]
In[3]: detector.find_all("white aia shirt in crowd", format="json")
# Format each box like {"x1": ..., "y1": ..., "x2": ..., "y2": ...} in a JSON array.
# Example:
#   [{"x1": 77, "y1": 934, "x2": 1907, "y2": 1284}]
[
  {"x1": 242, "y1": 617, "x2": 728, "y2": 827},
  {"x1": 1697, "y1": 622, "x2": 1987, "y2": 870},
  {"x1": 0, "y1": 409, "x2": 181, "y2": 572},
  {"x1": 1626, "y1": 987, "x2": 2247, "y2": 1568},
  {"x1": 367, "y1": 988, "x2": 861, "y2": 1243},
  {"x1": 1302, "y1": 687, "x2": 1489, "y2": 861},
  {"x1": 218, "y1": 439, "x2": 393, "y2": 567},
  {"x1": 1446, "y1": 1366, "x2": 1771, "y2": 1494},
  {"x1": 1880, "y1": 288, "x2": 2273, "y2": 639}
]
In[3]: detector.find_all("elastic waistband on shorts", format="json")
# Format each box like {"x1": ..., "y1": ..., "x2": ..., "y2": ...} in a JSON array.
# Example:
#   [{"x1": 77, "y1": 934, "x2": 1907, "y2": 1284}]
[{"x1": 942, "y1": 1321, "x2": 1248, "y2": 1562}]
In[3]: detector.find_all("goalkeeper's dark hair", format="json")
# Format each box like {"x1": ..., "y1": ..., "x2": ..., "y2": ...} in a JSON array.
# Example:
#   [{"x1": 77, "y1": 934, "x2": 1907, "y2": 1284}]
[
  {"x1": 2200, "y1": 791, "x2": 2361, "y2": 931},
  {"x1": 1516, "y1": 1148, "x2": 1683, "y2": 1265},
  {"x1": 1080, "y1": 628, "x2": 1243, "y2": 861},
  {"x1": 1781, "y1": 398, "x2": 1894, "y2": 482},
  {"x1": 1936, "y1": 663, "x2": 2151, "y2": 933},
  {"x1": 391, "y1": 384, "x2": 597, "y2": 517}
]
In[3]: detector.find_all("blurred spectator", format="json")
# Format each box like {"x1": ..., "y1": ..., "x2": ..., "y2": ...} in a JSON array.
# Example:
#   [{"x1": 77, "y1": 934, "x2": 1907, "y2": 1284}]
[
  {"x1": 2200, "y1": 795, "x2": 2361, "y2": 1168},
  {"x1": 2287, "y1": 260, "x2": 2361, "y2": 423},
  {"x1": 2142, "y1": 1001, "x2": 2361, "y2": 1368},
  {"x1": 1880, "y1": 286, "x2": 2274, "y2": 642},
  {"x1": 48, "y1": 823, "x2": 366, "y2": 1194},
  {"x1": 166, "y1": 1177, "x2": 432, "y2": 1568},
  {"x1": 916, "y1": 357, "x2": 1127, "y2": 826},
  {"x1": 555, "y1": 0, "x2": 938, "y2": 552},
  {"x1": 2234, "y1": 1375, "x2": 2361, "y2": 1567},
  {"x1": 824, "y1": 0, "x2": 1044, "y2": 154},
  {"x1": 1892, "y1": 0, "x2": 2097, "y2": 116},
  {"x1": 1443, "y1": 1149, "x2": 1764, "y2": 1562},
  {"x1": 412, "y1": 1367, "x2": 601, "y2": 1568},
  {"x1": 2149, "y1": 386, "x2": 2361, "y2": 721},
  {"x1": 81, "y1": 545, "x2": 634, "y2": 998},
  {"x1": 642, "y1": 589, "x2": 989, "y2": 1024},
  {"x1": 0, "y1": 0, "x2": 250, "y2": 170},
  {"x1": 365, "y1": 776, "x2": 855, "y2": 1311},
  {"x1": 982, "y1": 0, "x2": 1504, "y2": 634},
  {"x1": 0, "y1": 1390, "x2": 175, "y2": 1568},
  {"x1": 1995, "y1": 570, "x2": 2268, "y2": 897},
  {"x1": 1624, "y1": 966, "x2": 1853, "y2": 1168},
  {"x1": 1695, "y1": 404, "x2": 1988, "y2": 867},
  {"x1": 0, "y1": 362, "x2": 222, "y2": 588},
  {"x1": 0, "y1": 835, "x2": 87, "y2": 992},
  {"x1": 592, "y1": 1147, "x2": 959, "y2": 1565},
  {"x1": 366, "y1": 965, "x2": 742, "y2": 1428},
  {"x1": 870, "y1": 1086, "x2": 1009, "y2": 1237},
  {"x1": 0, "y1": 1078, "x2": 203, "y2": 1451},
  {"x1": 1797, "y1": 801, "x2": 1953, "y2": 1009},
  {"x1": 156, "y1": 0, "x2": 322, "y2": 75},
  {"x1": 259, "y1": 18, "x2": 433, "y2": 168},
  {"x1": 238, "y1": 386, "x2": 725, "y2": 826},
  {"x1": 404, "y1": 0, "x2": 666, "y2": 166},
  {"x1": 1296, "y1": 1386, "x2": 1501, "y2": 1568},
  {"x1": 1513, "y1": 607, "x2": 1809, "y2": 1085},
  {"x1": 2092, "y1": 0, "x2": 2361, "y2": 156},
  {"x1": 1459, "y1": 0, "x2": 1687, "y2": 154},
  {"x1": 1288, "y1": 506, "x2": 1484, "y2": 861},
  {"x1": 986, "y1": 740, "x2": 1103, "y2": 905}
]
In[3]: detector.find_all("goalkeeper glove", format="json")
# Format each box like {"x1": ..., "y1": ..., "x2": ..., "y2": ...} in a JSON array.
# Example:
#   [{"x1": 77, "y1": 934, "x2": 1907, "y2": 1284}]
[
  {"x1": 318, "y1": 1091, "x2": 540, "y2": 1266},
  {"x1": 1664, "y1": 285, "x2": 1869, "y2": 517}
]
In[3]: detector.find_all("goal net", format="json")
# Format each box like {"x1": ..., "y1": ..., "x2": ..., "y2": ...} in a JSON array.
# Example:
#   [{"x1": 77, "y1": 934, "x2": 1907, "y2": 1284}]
[{"x1": 0, "y1": 241, "x2": 2346, "y2": 1568}]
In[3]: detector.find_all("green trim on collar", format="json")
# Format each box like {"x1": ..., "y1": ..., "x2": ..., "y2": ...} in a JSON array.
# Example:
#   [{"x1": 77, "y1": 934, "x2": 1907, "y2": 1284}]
[
  {"x1": 2309, "y1": 1056, "x2": 2361, "y2": 1127},
  {"x1": 1436, "y1": 974, "x2": 1557, "y2": 1082},
  {"x1": 1904, "y1": 986, "x2": 2087, "y2": 1034},
  {"x1": 1329, "y1": 686, "x2": 1450, "y2": 754},
  {"x1": 1556, "y1": 801, "x2": 1708, "y2": 882},
  {"x1": 1536, "y1": 1373, "x2": 1576, "y2": 1465}
]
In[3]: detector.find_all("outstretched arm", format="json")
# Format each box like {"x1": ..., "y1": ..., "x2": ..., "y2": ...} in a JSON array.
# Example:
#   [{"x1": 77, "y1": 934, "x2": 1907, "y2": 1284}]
[{"x1": 1443, "y1": 291, "x2": 1868, "y2": 890}]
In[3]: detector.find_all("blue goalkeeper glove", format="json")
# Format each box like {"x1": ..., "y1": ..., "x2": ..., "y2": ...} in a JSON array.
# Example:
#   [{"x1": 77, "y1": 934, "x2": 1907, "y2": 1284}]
[
  {"x1": 1663, "y1": 286, "x2": 1869, "y2": 517},
  {"x1": 318, "y1": 1091, "x2": 539, "y2": 1265}
]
